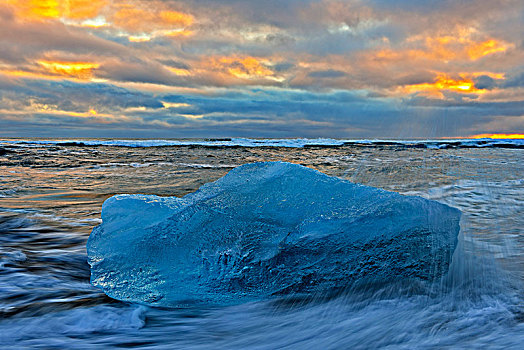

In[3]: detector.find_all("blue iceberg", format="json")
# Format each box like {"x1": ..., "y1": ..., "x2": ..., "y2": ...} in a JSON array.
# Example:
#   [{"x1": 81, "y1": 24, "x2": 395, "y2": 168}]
[{"x1": 87, "y1": 162, "x2": 460, "y2": 306}]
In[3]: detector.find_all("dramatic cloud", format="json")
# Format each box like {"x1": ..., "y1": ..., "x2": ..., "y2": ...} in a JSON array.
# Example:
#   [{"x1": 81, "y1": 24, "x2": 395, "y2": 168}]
[{"x1": 1, "y1": 0, "x2": 523, "y2": 137}]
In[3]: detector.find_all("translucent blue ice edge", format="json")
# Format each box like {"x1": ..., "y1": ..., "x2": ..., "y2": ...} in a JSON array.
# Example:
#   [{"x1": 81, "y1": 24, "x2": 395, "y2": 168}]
[{"x1": 87, "y1": 162, "x2": 460, "y2": 307}]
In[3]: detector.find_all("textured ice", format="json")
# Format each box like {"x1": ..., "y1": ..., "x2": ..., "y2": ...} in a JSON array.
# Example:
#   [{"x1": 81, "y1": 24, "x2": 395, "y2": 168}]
[{"x1": 87, "y1": 162, "x2": 460, "y2": 306}]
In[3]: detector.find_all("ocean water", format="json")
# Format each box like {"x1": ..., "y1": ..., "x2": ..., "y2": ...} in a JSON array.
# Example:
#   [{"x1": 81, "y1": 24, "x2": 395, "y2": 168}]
[{"x1": 0, "y1": 138, "x2": 522, "y2": 349}]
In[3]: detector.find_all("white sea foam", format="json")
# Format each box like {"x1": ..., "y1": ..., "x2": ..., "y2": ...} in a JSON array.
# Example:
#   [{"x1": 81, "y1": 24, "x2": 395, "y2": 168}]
[
  {"x1": 2, "y1": 138, "x2": 522, "y2": 148},
  {"x1": 0, "y1": 305, "x2": 146, "y2": 347},
  {"x1": 178, "y1": 163, "x2": 238, "y2": 169}
]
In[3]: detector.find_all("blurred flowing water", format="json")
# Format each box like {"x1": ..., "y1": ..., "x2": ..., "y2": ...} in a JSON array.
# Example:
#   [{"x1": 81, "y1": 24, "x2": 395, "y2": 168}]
[{"x1": 0, "y1": 139, "x2": 522, "y2": 349}]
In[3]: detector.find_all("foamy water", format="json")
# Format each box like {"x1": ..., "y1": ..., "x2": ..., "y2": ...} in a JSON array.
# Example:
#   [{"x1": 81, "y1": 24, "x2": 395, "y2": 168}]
[{"x1": 0, "y1": 139, "x2": 522, "y2": 348}]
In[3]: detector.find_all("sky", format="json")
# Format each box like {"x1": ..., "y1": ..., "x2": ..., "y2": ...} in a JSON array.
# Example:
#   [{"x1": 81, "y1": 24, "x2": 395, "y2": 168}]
[{"x1": 0, "y1": 0, "x2": 523, "y2": 139}]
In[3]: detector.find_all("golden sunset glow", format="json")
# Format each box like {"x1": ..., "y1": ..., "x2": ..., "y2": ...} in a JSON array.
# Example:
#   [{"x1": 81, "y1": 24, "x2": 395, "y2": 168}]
[
  {"x1": 161, "y1": 29, "x2": 194, "y2": 38},
  {"x1": 37, "y1": 60, "x2": 100, "y2": 79},
  {"x1": 112, "y1": 5, "x2": 193, "y2": 33},
  {"x1": 13, "y1": 0, "x2": 62, "y2": 19},
  {"x1": 0, "y1": 0, "x2": 522, "y2": 137},
  {"x1": 423, "y1": 36, "x2": 458, "y2": 61},
  {"x1": 166, "y1": 67, "x2": 192, "y2": 76},
  {"x1": 468, "y1": 134, "x2": 524, "y2": 139},
  {"x1": 9, "y1": 0, "x2": 107, "y2": 21},
  {"x1": 404, "y1": 74, "x2": 482, "y2": 97},
  {"x1": 393, "y1": 27, "x2": 513, "y2": 63},
  {"x1": 217, "y1": 57, "x2": 274, "y2": 79},
  {"x1": 0, "y1": 68, "x2": 97, "y2": 82},
  {"x1": 10, "y1": 102, "x2": 117, "y2": 121},
  {"x1": 7, "y1": 1, "x2": 194, "y2": 42},
  {"x1": 159, "y1": 10, "x2": 194, "y2": 27},
  {"x1": 467, "y1": 40, "x2": 510, "y2": 60}
]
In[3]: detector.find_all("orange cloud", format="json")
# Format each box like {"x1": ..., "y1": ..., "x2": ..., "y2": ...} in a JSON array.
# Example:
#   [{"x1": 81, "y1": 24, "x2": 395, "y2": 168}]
[
  {"x1": 10, "y1": 0, "x2": 62, "y2": 20},
  {"x1": 68, "y1": 0, "x2": 108, "y2": 20},
  {"x1": 430, "y1": 75, "x2": 477, "y2": 92},
  {"x1": 397, "y1": 27, "x2": 513, "y2": 63},
  {"x1": 37, "y1": 60, "x2": 100, "y2": 79},
  {"x1": 6, "y1": 1, "x2": 194, "y2": 41},
  {"x1": 403, "y1": 74, "x2": 482, "y2": 97},
  {"x1": 166, "y1": 67, "x2": 192, "y2": 76},
  {"x1": 468, "y1": 133, "x2": 524, "y2": 139},
  {"x1": 159, "y1": 10, "x2": 193, "y2": 27},
  {"x1": 216, "y1": 57, "x2": 274, "y2": 79},
  {"x1": 431, "y1": 36, "x2": 510, "y2": 61},
  {"x1": 467, "y1": 39, "x2": 510, "y2": 60},
  {"x1": 423, "y1": 36, "x2": 458, "y2": 61},
  {"x1": 111, "y1": 5, "x2": 193, "y2": 33},
  {"x1": 8, "y1": 0, "x2": 107, "y2": 21}
]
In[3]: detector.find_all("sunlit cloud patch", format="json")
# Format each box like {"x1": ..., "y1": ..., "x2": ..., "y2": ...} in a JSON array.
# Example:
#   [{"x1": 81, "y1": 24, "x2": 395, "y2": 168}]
[{"x1": 0, "y1": 0, "x2": 523, "y2": 137}]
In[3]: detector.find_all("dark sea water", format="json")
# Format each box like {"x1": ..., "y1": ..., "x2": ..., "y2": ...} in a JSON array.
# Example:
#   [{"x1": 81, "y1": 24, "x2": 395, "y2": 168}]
[{"x1": 0, "y1": 138, "x2": 522, "y2": 349}]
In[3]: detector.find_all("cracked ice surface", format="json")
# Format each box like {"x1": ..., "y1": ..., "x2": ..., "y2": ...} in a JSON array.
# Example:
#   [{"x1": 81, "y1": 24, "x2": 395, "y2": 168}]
[{"x1": 87, "y1": 162, "x2": 460, "y2": 306}]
